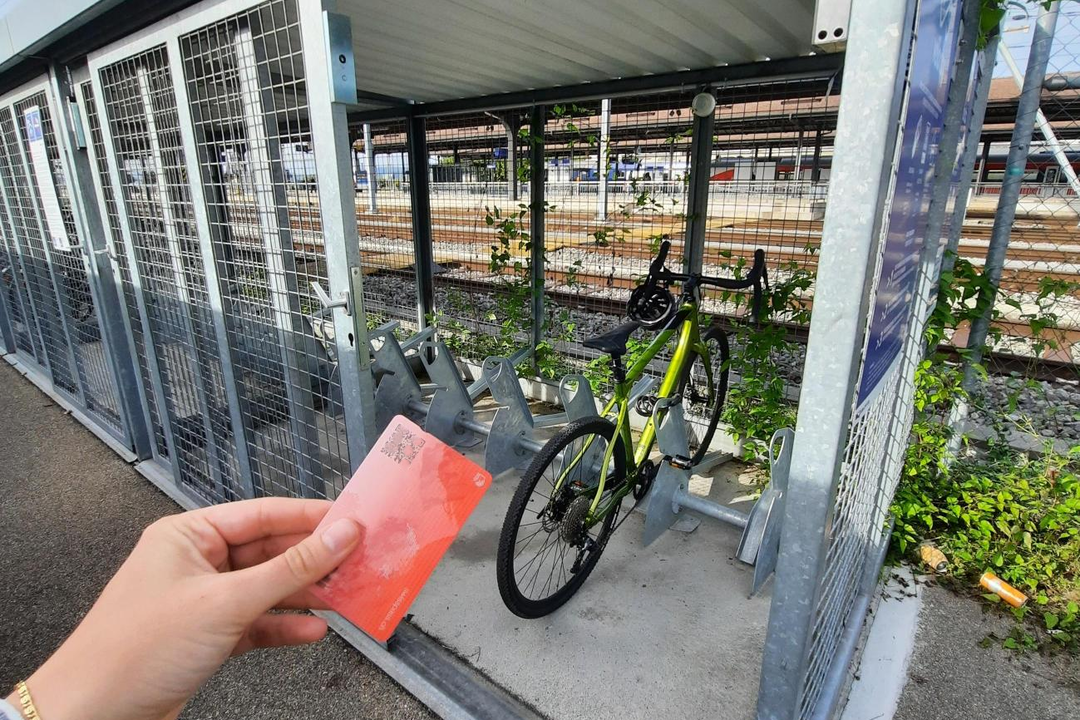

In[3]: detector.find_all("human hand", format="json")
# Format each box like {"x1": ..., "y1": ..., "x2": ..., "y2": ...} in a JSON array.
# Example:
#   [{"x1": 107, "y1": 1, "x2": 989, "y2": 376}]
[{"x1": 8, "y1": 498, "x2": 361, "y2": 720}]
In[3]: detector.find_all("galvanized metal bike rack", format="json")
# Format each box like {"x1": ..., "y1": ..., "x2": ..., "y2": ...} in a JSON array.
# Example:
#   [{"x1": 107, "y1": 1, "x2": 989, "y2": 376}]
[
  {"x1": 365, "y1": 323, "x2": 602, "y2": 476},
  {"x1": 641, "y1": 396, "x2": 790, "y2": 586}
]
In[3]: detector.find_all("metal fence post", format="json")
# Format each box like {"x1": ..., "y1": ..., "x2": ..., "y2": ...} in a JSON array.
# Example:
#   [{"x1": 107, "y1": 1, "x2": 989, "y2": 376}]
[
  {"x1": 683, "y1": 91, "x2": 714, "y2": 276},
  {"x1": 755, "y1": 1, "x2": 914, "y2": 717},
  {"x1": 949, "y1": 2, "x2": 1060, "y2": 447},
  {"x1": 529, "y1": 104, "x2": 545, "y2": 368},
  {"x1": 300, "y1": 3, "x2": 378, "y2": 466},
  {"x1": 363, "y1": 123, "x2": 377, "y2": 213},
  {"x1": 48, "y1": 64, "x2": 150, "y2": 457},
  {"x1": 406, "y1": 113, "x2": 435, "y2": 330},
  {"x1": 502, "y1": 116, "x2": 519, "y2": 202},
  {"x1": 942, "y1": 31, "x2": 1001, "y2": 275}
]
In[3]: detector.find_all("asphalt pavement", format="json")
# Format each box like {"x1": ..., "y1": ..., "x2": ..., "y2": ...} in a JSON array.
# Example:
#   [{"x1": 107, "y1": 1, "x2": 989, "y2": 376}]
[{"x1": 0, "y1": 363, "x2": 433, "y2": 719}]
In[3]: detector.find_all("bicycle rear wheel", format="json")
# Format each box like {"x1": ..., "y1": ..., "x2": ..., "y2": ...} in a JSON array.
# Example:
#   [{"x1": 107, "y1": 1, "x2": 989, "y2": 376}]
[
  {"x1": 678, "y1": 325, "x2": 730, "y2": 466},
  {"x1": 496, "y1": 417, "x2": 626, "y2": 618}
]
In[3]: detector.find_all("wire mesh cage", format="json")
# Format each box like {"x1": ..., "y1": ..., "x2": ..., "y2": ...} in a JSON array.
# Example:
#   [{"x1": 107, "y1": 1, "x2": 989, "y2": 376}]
[
  {"x1": 0, "y1": 104, "x2": 83, "y2": 397},
  {"x1": 81, "y1": 79, "x2": 170, "y2": 458},
  {"x1": 177, "y1": 0, "x2": 352, "y2": 500},
  {"x1": 98, "y1": 45, "x2": 244, "y2": 503},
  {"x1": 942, "y1": 6, "x2": 1080, "y2": 445},
  {"x1": 14, "y1": 90, "x2": 126, "y2": 434},
  {"x1": 0, "y1": 124, "x2": 43, "y2": 363}
]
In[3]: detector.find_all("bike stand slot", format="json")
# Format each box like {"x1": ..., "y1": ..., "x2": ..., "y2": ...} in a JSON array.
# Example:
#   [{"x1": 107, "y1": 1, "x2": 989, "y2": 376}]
[
  {"x1": 737, "y1": 427, "x2": 793, "y2": 595},
  {"x1": 642, "y1": 397, "x2": 751, "y2": 547}
]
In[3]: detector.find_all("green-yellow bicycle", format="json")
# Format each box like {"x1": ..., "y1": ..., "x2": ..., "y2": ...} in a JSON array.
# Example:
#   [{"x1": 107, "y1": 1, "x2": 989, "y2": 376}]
[{"x1": 496, "y1": 239, "x2": 768, "y2": 617}]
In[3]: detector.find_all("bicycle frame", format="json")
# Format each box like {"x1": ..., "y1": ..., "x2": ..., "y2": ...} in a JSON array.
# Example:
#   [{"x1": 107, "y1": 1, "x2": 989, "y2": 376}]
[{"x1": 553, "y1": 299, "x2": 715, "y2": 525}]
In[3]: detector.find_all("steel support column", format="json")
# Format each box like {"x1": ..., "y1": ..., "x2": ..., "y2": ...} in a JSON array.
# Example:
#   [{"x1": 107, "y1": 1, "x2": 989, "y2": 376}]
[
  {"x1": 597, "y1": 98, "x2": 611, "y2": 220},
  {"x1": 363, "y1": 122, "x2": 377, "y2": 213},
  {"x1": 683, "y1": 93, "x2": 714, "y2": 276},
  {"x1": 810, "y1": 129, "x2": 824, "y2": 182},
  {"x1": 978, "y1": 139, "x2": 991, "y2": 183},
  {"x1": 755, "y1": 0, "x2": 914, "y2": 716},
  {"x1": 529, "y1": 104, "x2": 545, "y2": 368},
  {"x1": 406, "y1": 113, "x2": 435, "y2": 330},
  {"x1": 503, "y1": 116, "x2": 518, "y2": 202},
  {"x1": 301, "y1": 3, "x2": 377, "y2": 466}
]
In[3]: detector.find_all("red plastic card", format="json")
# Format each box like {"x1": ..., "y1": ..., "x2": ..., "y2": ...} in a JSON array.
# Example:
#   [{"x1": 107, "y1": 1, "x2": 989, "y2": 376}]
[{"x1": 311, "y1": 415, "x2": 492, "y2": 642}]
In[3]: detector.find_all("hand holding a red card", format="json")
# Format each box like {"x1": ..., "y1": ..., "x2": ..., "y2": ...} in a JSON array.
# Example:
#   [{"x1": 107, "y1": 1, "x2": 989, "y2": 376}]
[{"x1": 8, "y1": 498, "x2": 362, "y2": 720}]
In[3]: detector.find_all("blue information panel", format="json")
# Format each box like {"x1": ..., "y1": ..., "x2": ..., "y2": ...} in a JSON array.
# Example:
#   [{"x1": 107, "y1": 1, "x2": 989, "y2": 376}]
[{"x1": 857, "y1": 0, "x2": 963, "y2": 405}]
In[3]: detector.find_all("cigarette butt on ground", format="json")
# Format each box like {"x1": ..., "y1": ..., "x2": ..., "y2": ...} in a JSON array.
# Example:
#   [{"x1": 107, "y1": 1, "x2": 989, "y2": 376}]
[
  {"x1": 980, "y1": 571, "x2": 1028, "y2": 608},
  {"x1": 918, "y1": 541, "x2": 948, "y2": 573}
]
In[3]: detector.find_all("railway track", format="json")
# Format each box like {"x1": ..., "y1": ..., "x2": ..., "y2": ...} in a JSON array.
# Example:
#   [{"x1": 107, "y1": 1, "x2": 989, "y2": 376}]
[
  {"x1": 367, "y1": 266, "x2": 1079, "y2": 383},
  {"x1": 195, "y1": 194, "x2": 1080, "y2": 370}
]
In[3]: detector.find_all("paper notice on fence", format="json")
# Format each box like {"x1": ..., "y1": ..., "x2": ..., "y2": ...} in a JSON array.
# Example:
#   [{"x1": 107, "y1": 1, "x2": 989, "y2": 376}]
[
  {"x1": 22, "y1": 106, "x2": 71, "y2": 252},
  {"x1": 311, "y1": 415, "x2": 492, "y2": 642}
]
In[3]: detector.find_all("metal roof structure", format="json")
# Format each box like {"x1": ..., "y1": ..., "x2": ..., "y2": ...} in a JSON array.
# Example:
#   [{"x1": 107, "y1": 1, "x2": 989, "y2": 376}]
[
  {"x1": 0, "y1": 0, "x2": 828, "y2": 105},
  {"x1": 341, "y1": 0, "x2": 819, "y2": 103}
]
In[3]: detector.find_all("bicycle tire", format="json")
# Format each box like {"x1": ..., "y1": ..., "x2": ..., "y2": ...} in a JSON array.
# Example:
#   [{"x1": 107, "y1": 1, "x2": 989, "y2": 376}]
[
  {"x1": 677, "y1": 324, "x2": 730, "y2": 466},
  {"x1": 496, "y1": 417, "x2": 627, "y2": 618}
]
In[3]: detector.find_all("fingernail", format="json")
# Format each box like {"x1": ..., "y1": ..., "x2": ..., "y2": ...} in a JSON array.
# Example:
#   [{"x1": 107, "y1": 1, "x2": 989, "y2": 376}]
[{"x1": 321, "y1": 519, "x2": 360, "y2": 553}]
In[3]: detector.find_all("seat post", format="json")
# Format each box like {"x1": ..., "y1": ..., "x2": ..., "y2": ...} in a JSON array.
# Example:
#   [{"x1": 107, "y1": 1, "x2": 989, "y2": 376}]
[{"x1": 610, "y1": 354, "x2": 627, "y2": 384}]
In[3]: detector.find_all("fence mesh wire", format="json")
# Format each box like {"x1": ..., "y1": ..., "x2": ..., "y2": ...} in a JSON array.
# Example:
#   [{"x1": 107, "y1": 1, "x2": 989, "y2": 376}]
[
  {"x1": 934, "y1": 8, "x2": 1080, "y2": 446},
  {"x1": 352, "y1": 119, "x2": 417, "y2": 332},
  {"x1": 0, "y1": 128, "x2": 40, "y2": 360},
  {"x1": 100, "y1": 45, "x2": 242, "y2": 503},
  {"x1": 82, "y1": 79, "x2": 170, "y2": 459}
]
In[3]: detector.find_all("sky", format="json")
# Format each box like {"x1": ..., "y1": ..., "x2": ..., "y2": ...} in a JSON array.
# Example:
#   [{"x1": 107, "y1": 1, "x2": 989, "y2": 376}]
[{"x1": 995, "y1": 2, "x2": 1080, "y2": 79}]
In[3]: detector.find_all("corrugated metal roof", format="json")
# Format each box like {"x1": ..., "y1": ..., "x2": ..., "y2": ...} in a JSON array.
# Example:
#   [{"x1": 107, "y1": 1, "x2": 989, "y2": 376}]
[{"x1": 344, "y1": 0, "x2": 818, "y2": 103}]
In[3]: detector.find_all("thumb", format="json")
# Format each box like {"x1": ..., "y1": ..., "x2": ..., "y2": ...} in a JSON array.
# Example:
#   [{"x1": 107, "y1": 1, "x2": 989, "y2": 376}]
[{"x1": 231, "y1": 518, "x2": 362, "y2": 615}]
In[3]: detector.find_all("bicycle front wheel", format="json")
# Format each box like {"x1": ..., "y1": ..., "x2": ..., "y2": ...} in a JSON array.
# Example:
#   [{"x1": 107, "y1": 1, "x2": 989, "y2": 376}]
[
  {"x1": 496, "y1": 417, "x2": 626, "y2": 618},
  {"x1": 678, "y1": 325, "x2": 730, "y2": 466}
]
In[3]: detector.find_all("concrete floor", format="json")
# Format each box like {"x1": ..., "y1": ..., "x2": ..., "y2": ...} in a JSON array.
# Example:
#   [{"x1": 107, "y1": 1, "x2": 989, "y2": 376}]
[
  {"x1": 410, "y1": 445, "x2": 772, "y2": 720},
  {"x1": 0, "y1": 362, "x2": 433, "y2": 720}
]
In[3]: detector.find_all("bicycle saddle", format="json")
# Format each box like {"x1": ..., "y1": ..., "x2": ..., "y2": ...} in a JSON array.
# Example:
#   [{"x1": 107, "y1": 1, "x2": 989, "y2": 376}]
[{"x1": 582, "y1": 320, "x2": 640, "y2": 357}]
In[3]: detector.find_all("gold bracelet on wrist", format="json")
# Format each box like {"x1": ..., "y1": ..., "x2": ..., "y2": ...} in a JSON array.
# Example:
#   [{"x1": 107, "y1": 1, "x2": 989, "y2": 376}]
[{"x1": 14, "y1": 682, "x2": 40, "y2": 720}]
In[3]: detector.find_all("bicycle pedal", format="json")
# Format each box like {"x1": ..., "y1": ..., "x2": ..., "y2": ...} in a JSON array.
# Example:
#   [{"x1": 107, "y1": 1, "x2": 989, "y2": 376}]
[
  {"x1": 666, "y1": 455, "x2": 693, "y2": 470},
  {"x1": 635, "y1": 394, "x2": 657, "y2": 417}
]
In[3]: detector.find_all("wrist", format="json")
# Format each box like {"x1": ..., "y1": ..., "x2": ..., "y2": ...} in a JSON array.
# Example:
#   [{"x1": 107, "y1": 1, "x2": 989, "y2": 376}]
[{"x1": 21, "y1": 655, "x2": 106, "y2": 720}]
